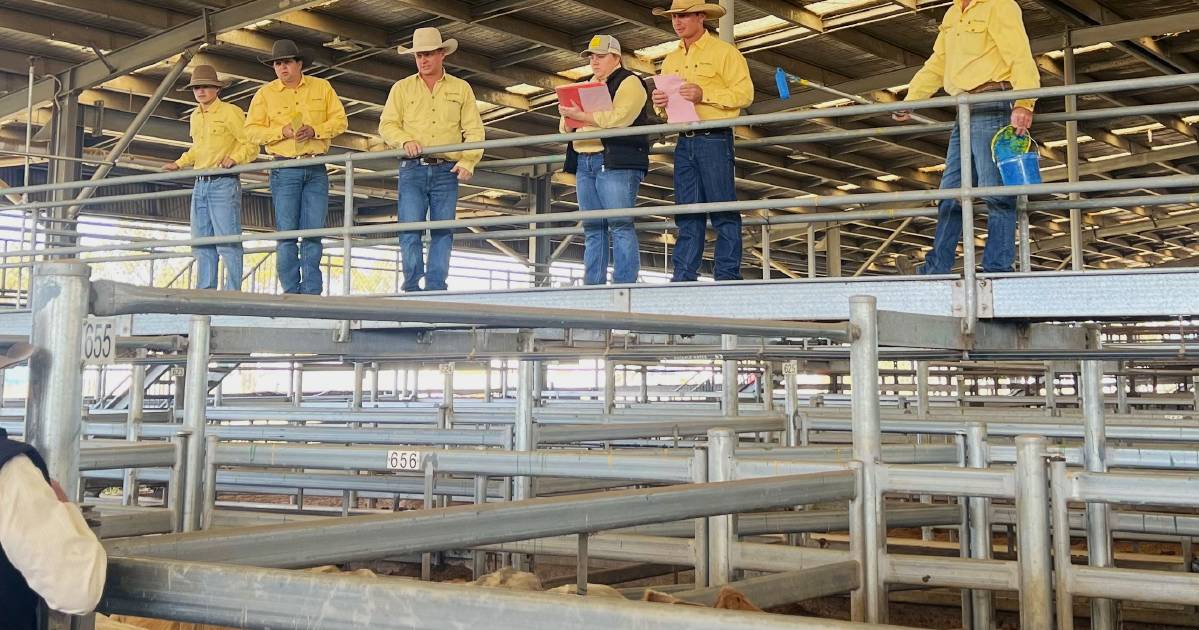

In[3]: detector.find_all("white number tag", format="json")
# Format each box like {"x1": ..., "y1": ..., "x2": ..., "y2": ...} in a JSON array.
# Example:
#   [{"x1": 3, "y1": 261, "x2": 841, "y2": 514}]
[
  {"x1": 386, "y1": 450, "x2": 422, "y2": 471},
  {"x1": 782, "y1": 361, "x2": 798, "y2": 375},
  {"x1": 81, "y1": 318, "x2": 118, "y2": 365}
]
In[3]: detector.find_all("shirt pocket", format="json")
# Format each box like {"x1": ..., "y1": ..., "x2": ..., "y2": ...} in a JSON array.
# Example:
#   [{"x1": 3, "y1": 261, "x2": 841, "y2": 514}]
[
  {"x1": 438, "y1": 92, "x2": 465, "y2": 126},
  {"x1": 692, "y1": 60, "x2": 719, "y2": 82},
  {"x1": 956, "y1": 20, "x2": 989, "y2": 56},
  {"x1": 306, "y1": 96, "x2": 328, "y2": 125}
]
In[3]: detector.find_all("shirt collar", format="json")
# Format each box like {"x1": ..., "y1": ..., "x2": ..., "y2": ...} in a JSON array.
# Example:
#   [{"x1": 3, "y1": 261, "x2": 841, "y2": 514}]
[
  {"x1": 271, "y1": 75, "x2": 307, "y2": 92},
  {"x1": 198, "y1": 98, "x2": 223, "y2": 113}
]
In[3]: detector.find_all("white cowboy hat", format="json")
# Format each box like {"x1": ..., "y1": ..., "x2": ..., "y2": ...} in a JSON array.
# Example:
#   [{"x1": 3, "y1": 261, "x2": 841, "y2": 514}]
[
  {"x1": 652, "y1": 0, "x2": 726, "y2": 19},
  {"x1": 397, "y1": 27, "x2": 459, "y2": 55}
]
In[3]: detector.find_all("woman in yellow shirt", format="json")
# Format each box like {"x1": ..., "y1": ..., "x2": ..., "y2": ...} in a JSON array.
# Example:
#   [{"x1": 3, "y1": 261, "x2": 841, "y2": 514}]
[{"x1": 559, "y1": 35, "x2": 650, "y2": 285}]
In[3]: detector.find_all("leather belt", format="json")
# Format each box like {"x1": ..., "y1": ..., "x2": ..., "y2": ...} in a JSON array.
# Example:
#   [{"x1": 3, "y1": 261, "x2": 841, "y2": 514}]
[
  {"x1": 968, "y1": 81, "x2": 1012, "y2": 94},
  {"x1": 404, "y1": 157, "x2": 447, "y2": 165},
  {"x1": 272, "y1": 154, "x2": 319, "y2": 161},
  {"x1": 195, "y1": 173, "x2": 238, "y2": 181},
  {"x1": 680, "y1": 128, "x2": 732, "y2": 138}
]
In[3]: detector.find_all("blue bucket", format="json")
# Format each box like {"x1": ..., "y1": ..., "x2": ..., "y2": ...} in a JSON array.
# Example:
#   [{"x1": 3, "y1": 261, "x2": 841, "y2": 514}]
[{"x1": 991, "y1": 126, "x2": 1041, "y2": 186}]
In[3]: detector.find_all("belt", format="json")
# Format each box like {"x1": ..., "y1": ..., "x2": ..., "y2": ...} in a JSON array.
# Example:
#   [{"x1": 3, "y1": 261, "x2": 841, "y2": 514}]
[
  {"x1": 272, "y1": 154, "x2": 320, "y2": 161},
  {"x1": 195, "y1": 173, "x2": 238, "y2": 181},
  {"x1": 680, "y1": 128, "x2": 732, "y2": 138},
  {"x1": 968, "y1": 81, "x2": 1012, "y2": 94},
  {"x1": 403, "y1": 157, "x2": 447, "y2": 166}
]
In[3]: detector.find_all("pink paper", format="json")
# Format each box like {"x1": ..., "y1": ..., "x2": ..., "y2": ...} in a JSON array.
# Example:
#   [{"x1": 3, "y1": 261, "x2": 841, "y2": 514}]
[
  {"x1": 653, "y1": 74, "x2": 699, "y2": 124},
  {"x1": 577, "y1": 84, "x2": 613, "y2": 113}
]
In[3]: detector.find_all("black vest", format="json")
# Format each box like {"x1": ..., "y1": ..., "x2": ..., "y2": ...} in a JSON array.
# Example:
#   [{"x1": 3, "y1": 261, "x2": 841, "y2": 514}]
[
  {"x1": 0, "y1": 428, "x2": 49, "y2": 630},
  {"x1": 564, "y1": 67, "x2": 652, "y2": 175}
]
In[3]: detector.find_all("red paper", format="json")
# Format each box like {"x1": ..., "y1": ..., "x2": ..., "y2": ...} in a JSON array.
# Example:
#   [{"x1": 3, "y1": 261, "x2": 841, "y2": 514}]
[{"x1": 556, "y1": 81, "x2": 612, "y2": 129}]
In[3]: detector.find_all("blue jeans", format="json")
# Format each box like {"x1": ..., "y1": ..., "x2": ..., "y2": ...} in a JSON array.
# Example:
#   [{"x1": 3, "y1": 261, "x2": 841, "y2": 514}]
[
  {"x1": 671, "y1": 132, "x2": 741, "y2": 281},
  {"x1": 270, "y1": 164, "x2": 329, "y2": 294},
  {"x1": 190, "y1": 176, "x2": 243, "y2": 291},
  {"x1": 574, "y1": 153, "x2": 644, "y2": 285},
  {"x1": 398, "y1": 160, "x2": 459, "y2": 292},
  {"x1": 920, "y1": 102, "x2": 1017, "y2": 275}
]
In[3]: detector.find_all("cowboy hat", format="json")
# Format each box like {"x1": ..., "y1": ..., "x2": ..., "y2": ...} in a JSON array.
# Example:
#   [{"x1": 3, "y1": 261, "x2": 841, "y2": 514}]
[
  {"x1": 258, "y1": 39, "x2": 304, "y2": 64},
  {"x1": 396, "y1": 27, "x2": 458, "y2": 56},
  {"x1": 178, "y1": 65, "x2": 228, "y2": 91},
  {"x1": 0, "y1": 342, "x2": 33, "y2": 371},
  {"x1": 652, "y1": 0, "x2": 726, "y2": 19}
]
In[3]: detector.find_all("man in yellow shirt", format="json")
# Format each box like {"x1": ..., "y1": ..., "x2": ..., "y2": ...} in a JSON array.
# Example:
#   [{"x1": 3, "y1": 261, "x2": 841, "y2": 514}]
[
  {"x1": 245, "y1": 39, "x2": 349, "y2": 295},
  {"x1": 650, "y1": 0, "x2": 753, "y2": 282},
  {"x1": 164, "y1": 65, "x2": 257, "y2": 291},
  {"x1": 379, "y1": 27, "x2": 484, "y2": 292},
  {"x1": 894, "y1": 0, "x2": 1040, "y2": 275}
]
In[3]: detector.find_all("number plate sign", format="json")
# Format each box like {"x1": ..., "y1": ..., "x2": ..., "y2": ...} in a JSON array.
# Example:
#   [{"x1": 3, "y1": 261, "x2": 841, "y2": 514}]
[
  {"x1": 82, "y1": 317, "x2": 127, "y2": 365},
  {"x1": 782, "y1": 361, "x2": 798, "y2": 375},
  {"x1": 386, "y1": 450, "x2": 423, "y2": 472}
]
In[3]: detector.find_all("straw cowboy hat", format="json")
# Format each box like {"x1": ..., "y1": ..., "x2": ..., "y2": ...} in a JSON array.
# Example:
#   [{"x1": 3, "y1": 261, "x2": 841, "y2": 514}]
[
  {"x1": 396, "y1": 27, "x2": 458, "y2": 55},
  {"x1": 652, "y1": 0, "x2": 726, "y2": 19},
  {"x1": 258, "y1": 39, "x2": 304, "y2": 64},
  {"x1": 178, "y1": 65, "x2": 228, "y2": 91},
  {"x1": 0, "y1": 342, "x2": 33, "y2": 372}
]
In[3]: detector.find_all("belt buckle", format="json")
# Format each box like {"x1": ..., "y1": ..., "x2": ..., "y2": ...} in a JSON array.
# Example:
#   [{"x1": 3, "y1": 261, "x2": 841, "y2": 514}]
[{"x1": 682, "y1": 130, "x2": 697, "y2": 138}]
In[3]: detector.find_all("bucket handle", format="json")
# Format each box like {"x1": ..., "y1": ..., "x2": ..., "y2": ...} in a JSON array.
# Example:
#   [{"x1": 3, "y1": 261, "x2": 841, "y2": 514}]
[{"x1": 991, "y1": 125, "x2": 1038, "y2": 163}]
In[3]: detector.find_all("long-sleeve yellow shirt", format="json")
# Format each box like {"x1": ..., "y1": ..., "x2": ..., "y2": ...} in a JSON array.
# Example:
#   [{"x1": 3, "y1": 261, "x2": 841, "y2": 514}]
[
  {"x1": 560, "y1": 74, "x2": 648, "y2": 153},
  {"x1": 245, "y1": 75, "x2": 348, "y2": 157},
  {"x1": 905, "y1": 0, "x2": 1041, "y2": 111},
  {"x1": 379, "y1": 73, "x2": 486, "y2": 172},
  {"x1": 657, "y1": 31, "x2": 754, "y2": 121},
  {"x1": 174, "y1": 99, "x2": 257, "y2": 169}
]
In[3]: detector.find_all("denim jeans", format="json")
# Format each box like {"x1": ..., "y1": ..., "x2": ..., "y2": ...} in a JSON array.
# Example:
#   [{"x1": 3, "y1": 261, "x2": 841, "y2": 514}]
[
  {"x1": 398, "y1": 160, "x2": 459, "y2": 292},
  {"x1": 190, "y1": 176, "x2": 243, "y2": 291},
  {"x1": 574, "y1": 153, "x2": 644, "y2": 285},
  {"x1": 919, "y1": 101, "x2": 1017, "y2": 275},
  {"x1": 671, "y1": 131, "x2": 742, "y2": 281},
  {"x1": 270, "y1": 164, "x2": 329, "y2": 294}
]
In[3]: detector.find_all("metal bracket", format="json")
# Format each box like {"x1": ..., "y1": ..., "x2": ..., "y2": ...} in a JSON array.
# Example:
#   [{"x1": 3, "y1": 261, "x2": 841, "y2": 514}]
[
  {"x1": 89, "y1": 45, "x2": 116, "y2": 74},
  {"x1": 611, "y1": 288, "x2": 631, "y2": 312},
  {"x1": 951, "y1": 279, "x2": 965, "y2": 318},
  {"x1": 976, "y1": 279, "x2": 994, "y2": 319}
]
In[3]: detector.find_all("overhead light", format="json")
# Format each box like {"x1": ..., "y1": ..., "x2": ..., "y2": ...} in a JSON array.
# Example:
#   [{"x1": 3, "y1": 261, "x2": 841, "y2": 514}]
[{"x1": 324, "y1": 37, "x2": 363, "y2": 53}]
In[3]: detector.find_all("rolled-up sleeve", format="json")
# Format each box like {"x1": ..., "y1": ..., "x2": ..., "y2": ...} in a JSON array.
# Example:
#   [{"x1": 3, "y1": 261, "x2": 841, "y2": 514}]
[{"x1": 0, "y1": 456, "x2": 106, "y2": 614}]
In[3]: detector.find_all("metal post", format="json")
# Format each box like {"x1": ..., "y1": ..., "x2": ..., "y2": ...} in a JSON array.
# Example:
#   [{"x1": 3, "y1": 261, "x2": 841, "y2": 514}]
[
  {"x1": 1050, "y1": 457, "x2": 1075, "y2": 630},
  {"x1": 351, "y1": 362, "x2": 365, "y2": 410},
  {"x1": 576, "y1": 533, "x2": 589, "y2": 596},
  {"x1": 1115, "y1": 361, "x2": 1128, "y2": 415},
  {"x1": 1082, "y1": 357, "x2": 1116, "y2": 628},
  {"x1": 826, "y1": 227, "x2": 842, "y2": 277},
  {"x1": 639, "y1": 365, "x2": 649, "y2": 403},
  {"x1": 849, "y1": 295, "x2": 886, "y2": 623},
  {"x1": 721, "y1": 335, "x2": 738, "y2": 416},
  {"x1": 807, "y1": 224, "x2": 817, "y2": 278},
  {"x1": 291, "y1": 362, "x2": 302, "y2": 407},
  {"x1": 422, "y1": 459, "x2": 434, "y2": 580},
  {"x1": 26, "y1": 262, "x2": 89, "y2": 498},
  {"x1": 965, "y1": 423, "x2": 993, "y2": 629},
  {"x1": 1044, "y1": 362, "x2": 1057, "y2": 413},
  {"x1": 338, "y1": 159, "x2": 355, "y2": 340},
  {"x1": 123, "y1": 348, "x2": 148, "y2": 506},
  {"x1": 706, "y1": 428, "x2": 736, "y2": 586},
  {"x1": 1015, "y1": 435, "x2": 1053, "y2": 629},
  {"x1": 957, "y1": 100, "x2": 978, "y2": 335},
  {"x1": 915, "y1": 360, "x2": 930, "y2": 418},
  {"x1": 182, "y1": 315, "x2": 211, "y2": 533},
  {"x1": 761, "y1": 225, "x2": 771, "y2": 280},
  {"x1": 762, "y1": 361, "x2": 775, "y2": 412},
  {"x1": 370, "y1": 362, "x2": 380, "y2": 405},
  {"x1": 513, "y1": 336, "x2": 536, "y2": 571},
  {"x1": 1065, "y1": 35, "x2": 1084, "y2": 272},
  {"x1": 201, "y1": 435, "x2": 218, "y2": 530},
  {"x1": 1017, "y1": 196, "x2": 1032, "y2": 273},
  {"x1": 169, "y1": 432, "x2": 189, "y2": 533},
  {"x1": 602, "y1": 360, "x2": 616, "y2": 414},
  {"x1": 441, "y1": 362, "x2": 454, "y2": 427},
  {"x1": 691, "y1": 445, "x2": 709, "y2": 588},
  {"x1": 473, "y1": 474, "x2": 488, "y2": 578},
  {"x1": 784, "y1": 362, "x2": 798, "y2": 447},
  {"x1": 718, "y1": 0, "x2": 734, "y2": 43}
]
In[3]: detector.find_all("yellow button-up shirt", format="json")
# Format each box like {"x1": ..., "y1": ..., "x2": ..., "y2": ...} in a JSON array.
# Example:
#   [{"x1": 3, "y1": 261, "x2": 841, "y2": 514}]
[
  {"x1": 560, "y1": 74, "x2": 648, "y2": 154},
  {"x1": 906, "y1": 0, "x2": 1041, "y2": 111},
  {"x1": 657, "y1": 31, "x2": 754, "y2": 121},
  {"x1": 245, "y1": 75, "x2": 348, "y2": 157},
  {"x1": 174, "y1": 99, "x2": 257, "y2": 169},
  {"x1": 379, "y1": 73, "x2": 486, "y2": 172}
]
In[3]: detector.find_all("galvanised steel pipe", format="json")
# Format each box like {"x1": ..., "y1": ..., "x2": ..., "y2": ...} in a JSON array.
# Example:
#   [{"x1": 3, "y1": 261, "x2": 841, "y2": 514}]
[
  {"x1": 1081, "y1": 358, "x2": 1117, "y2": 629},
  {"x1": 849, "y1": 295, "x2": 886, "y2": 623},
  {"x1": 78, "y1": 443, "x2": 176, "y2": 471},
  {"x1": 537, "y1": 418, "x2": 783, "y2": 443},
  {"x1": 884, "y1": 555, "x2": 1018, "y2": 592},
  {"x1": 1050, "y1": 458, "x2": 1076, "y2": 630},
  {"x1": 478, "y1": 533, "x2": 694, "y2": 566},
  {"x1": 1068, "y1": 565, "x2": 1199, "y2": 607},
  {"x1": 706, "y1": 428, "x2": 737, "y2": 587},
  {"x1": 1069, "y1": 469, "x2": 1199, "y2": 507},
  {"x1": 104, "y1": 470, "x2": 857, "y2": 568},
  {"x1": 671, "y1": 562, "x2": 861, "y2": 609},
  {"x1": 25, "y1": 262, "x2": 90, "y2": 498},
  {"x1": 214, "y1": 443, "x2": 696, "y2": 483},
  {"x1": 6, "y1": 71, "x2": 1199, "y2": 199},
  {"x1": 964, "y1": 423, "x2": 993, "y2": 630},
  {"x1": 181, "y1": 315, "x2": 210, "y2": 533},
  {"x1": 99, "y1": 557, "x2": 912, "y2": 630},
  {"x1": 89, "y1": 280, "x2": 852, "y2": 339},
  {"x1": 123, "y1": 348, "x2": 147, "y2": 506},
  {"x1": 735, "y1": 444, "x2": 961, "y2": 464},
  {"x1": 616, "y1": 504, "x2": 963, "y2": 538},
  {"x1": 1014, "y1": 436, "x2": 1054, "y2": 629}
]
